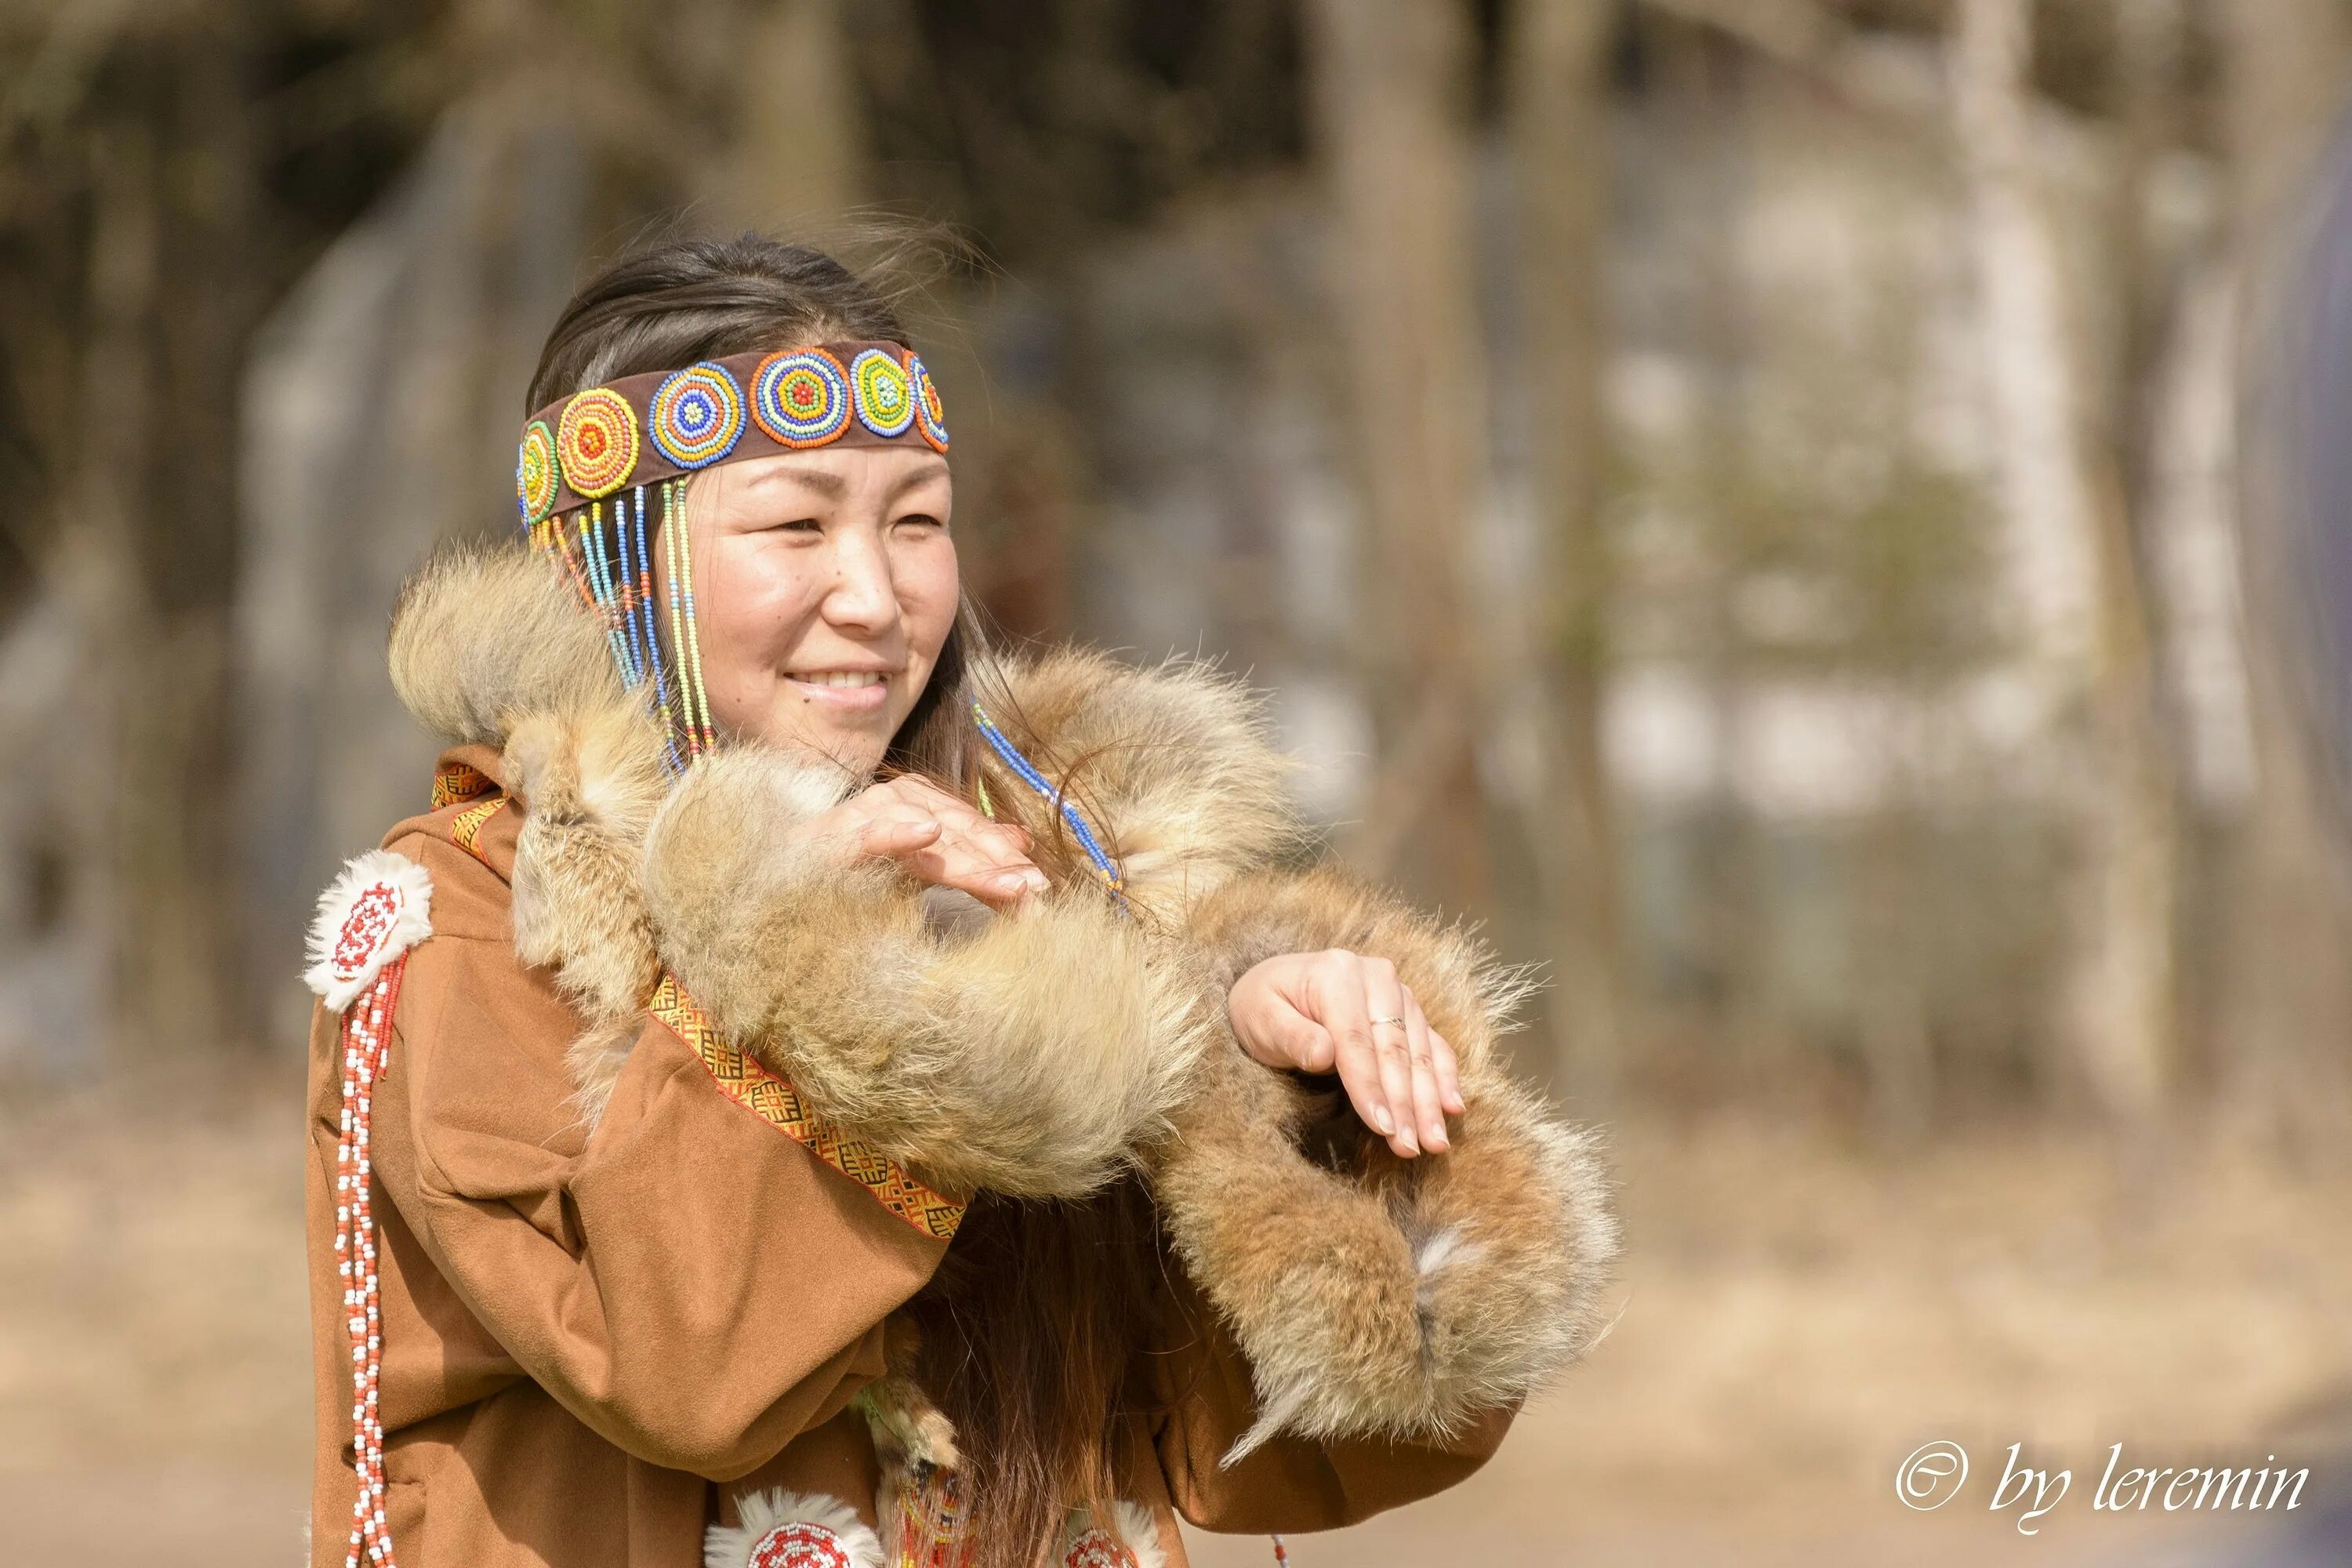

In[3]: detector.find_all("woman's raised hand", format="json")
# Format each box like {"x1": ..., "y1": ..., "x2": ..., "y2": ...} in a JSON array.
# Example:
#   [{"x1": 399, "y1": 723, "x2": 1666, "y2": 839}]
[
  {"x1": 1226, "y1": 950, "x2": 1466, "y2": 1160},
  {"x1": 787, "y1": 775, "x2": 1050, "y2": 912}
]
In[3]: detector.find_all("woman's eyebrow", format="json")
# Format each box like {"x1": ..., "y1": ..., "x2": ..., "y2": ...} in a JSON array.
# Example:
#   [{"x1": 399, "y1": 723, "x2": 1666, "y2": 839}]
[
  {"x1": 885, "y1": 460, "x2": 953, "y2": 501},
  {"x1": 746, "y1": 466, "x2": 848, "y2": 499}
]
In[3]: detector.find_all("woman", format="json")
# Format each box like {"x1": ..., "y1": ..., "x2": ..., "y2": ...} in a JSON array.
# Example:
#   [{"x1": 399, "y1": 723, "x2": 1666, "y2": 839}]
[{"x1": 302, "y1": 234, "x2": 1618, "y2": 1568}]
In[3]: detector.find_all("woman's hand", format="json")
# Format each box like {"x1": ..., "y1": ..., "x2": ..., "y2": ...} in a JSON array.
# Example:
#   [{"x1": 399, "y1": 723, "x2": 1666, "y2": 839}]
[
  {"x1": 1227, "y1": 950, "x2": 1467, "y2": 1158},
  {"x1": 785, "y1": 775, "x2": 1049, "y2": 911}
]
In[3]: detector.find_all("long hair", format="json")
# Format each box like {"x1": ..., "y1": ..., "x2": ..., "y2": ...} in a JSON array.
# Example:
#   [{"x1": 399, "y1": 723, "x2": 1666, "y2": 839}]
[{"x1": 531, "y1": 231, "x2": 1178, "y2": 1567}]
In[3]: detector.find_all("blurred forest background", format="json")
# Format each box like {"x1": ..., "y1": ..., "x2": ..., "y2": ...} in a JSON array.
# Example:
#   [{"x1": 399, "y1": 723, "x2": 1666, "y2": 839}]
[{"x1": 8, "y1": 0, "x2": 2352, "y2": 1564}]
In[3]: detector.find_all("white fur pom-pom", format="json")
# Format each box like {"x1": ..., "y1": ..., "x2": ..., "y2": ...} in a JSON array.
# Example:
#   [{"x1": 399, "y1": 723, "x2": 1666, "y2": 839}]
[
  {"x1": 304, "y1": 849, "x2": 434, "y2": 1013},
  {"x1": 704, "y1": 1490, "x2": 884, "y2": 1568}
]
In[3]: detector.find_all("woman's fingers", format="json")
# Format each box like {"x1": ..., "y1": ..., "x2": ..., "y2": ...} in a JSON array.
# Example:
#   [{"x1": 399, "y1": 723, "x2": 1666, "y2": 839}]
[
  {"x1": 1358, "y1": 958, "x2": 1422, "y2": 1157},
  {"x1": 855, "y1": 815, "x2": 944, "y2": 862},
  {"x1": 1400, "y1": 989, "x2": 1450, "y2": 1152},
  {"x1": 884, "y1": 779, "x2": 1036, "y2": 868},
  {"x1": 1426, "y1": 1016, "x2": 1466, "y2": 1115},
  {"x1": 849, "y1": 780, "x2": 1047, "y2": 904},
  {"x1": 1312, "y1": 953, "x2": 1398, "y2": 1146},
  {"x1": 1254, "y1": 991, "x2": 1339, "y2": 1074}
]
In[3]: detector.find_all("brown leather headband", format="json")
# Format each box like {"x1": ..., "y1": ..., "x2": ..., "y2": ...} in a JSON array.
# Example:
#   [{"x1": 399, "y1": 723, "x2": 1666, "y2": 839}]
[{"x1": 515, "y1": 340, "x2": 949, "y2": 524}]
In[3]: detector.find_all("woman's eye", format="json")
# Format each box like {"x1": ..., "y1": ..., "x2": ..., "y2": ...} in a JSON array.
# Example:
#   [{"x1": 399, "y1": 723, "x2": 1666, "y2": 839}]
[
  {"x1": 764, "y1": 517, "x2": 822, "y2": 535},
  {"x1": 895, "y1": 513, "x2": 946, "y2": 531}
]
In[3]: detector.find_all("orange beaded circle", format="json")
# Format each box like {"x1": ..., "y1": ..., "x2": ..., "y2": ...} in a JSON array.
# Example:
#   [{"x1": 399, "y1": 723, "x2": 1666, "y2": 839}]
[{"x1": 556, "y1": 386, "x2": 640, "y2": 499}]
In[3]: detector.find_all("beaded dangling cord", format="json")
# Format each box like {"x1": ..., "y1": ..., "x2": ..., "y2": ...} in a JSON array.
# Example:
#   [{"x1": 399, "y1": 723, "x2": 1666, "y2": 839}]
[
  {"x1": 669, "y1": 481, "x2": 717, "y2": 753},
  {"x1": 579, "y1": 510, "x2": 632, "y2": 683},
  {"x1": 627, "y1": 488, "x2": 684, "y2": 773},
  {"x1": 970, "y1": 703, "x2": 1126, "y2": 906},
  {"x1": 334, "y1": 950, "x2": 412, "y2": 1568},
  {"x1": 1271, "y1": 1533, "x2": 1289, "y2": 1564}
]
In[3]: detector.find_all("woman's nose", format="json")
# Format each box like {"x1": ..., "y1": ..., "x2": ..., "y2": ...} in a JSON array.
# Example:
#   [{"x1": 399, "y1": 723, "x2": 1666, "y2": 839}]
[{"x1": 822, "y1": 532, "x2": 898, "y2": 631}]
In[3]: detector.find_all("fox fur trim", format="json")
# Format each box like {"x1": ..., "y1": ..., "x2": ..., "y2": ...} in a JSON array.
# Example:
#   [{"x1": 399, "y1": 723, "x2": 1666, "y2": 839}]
[
  {"x1": 968, "y1": 648, "x2": 1305, "y2": 923},
  {"x1": 1154, "y1": 867, "x2": 1622, "y2": 1460},
  {"x1": 643, "y1": 744, "x2": 1215, "y2": 1200},
  {"x1": 384, "y1": 543, "x2": 1621, "y2": 1454},
  {"x1": 390, "y1": 544, "x2": 620, "y2": 749}
]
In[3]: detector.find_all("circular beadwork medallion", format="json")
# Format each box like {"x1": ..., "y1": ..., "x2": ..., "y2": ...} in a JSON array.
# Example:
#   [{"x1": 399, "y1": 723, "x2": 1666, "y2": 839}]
[
  {"x1": 650, "y1": 362, "x2": 746, "y2": 470},
  {"x1": 330, "y1": 881, "x2": 407, "y2": 989},
  {"x1": 745, "y1": 1520, "x2": 855, "y2": 1568},
  {"x1": 1062, "y1": 1526, "x2": 1139, "y2": 1568},
  {"x1": 753, "y1": 349, "x2": 852, "y2": 448},
  {"x1": 557, "y1": 387, "x2": 640, "y2": 499},
  {"x1": 517, "y1": 419, "x2": 560, "y2": 522},
  {"x1": 851, "y1": 348, "x2": 916, "y2": 437},
  {"x1": 908, "y1": 354, "x2": 950, "y2": 452}
]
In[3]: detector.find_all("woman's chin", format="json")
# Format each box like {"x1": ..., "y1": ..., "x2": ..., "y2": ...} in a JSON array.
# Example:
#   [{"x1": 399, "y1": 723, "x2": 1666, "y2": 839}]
[{"x1": 752, "y1": 710, "x2": 895, "y2": 777}]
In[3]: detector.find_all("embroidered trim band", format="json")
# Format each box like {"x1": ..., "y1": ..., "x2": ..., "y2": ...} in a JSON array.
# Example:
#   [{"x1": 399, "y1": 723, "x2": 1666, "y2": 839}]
[{"x1": 648, "y1": 971, "x2": 966, "y2": 1240}]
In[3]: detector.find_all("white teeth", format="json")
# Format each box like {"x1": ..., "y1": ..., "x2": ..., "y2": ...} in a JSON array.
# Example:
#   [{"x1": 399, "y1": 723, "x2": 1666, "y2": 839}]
[{"x1": 795, "y1": 671, "x2": 885, "y2": 688}]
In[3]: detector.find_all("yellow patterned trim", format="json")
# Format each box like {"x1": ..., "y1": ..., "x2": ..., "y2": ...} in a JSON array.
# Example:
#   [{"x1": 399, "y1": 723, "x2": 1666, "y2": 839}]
[
  {"x1": 647, "y1": 971, "x2": 966, "y2": 1240},
  {"x1": 449, "y1": 796, "x2": 507, "y2": 866},
  {"x1": 430, "y1": 761, "x2": 495, "y2": 811}
]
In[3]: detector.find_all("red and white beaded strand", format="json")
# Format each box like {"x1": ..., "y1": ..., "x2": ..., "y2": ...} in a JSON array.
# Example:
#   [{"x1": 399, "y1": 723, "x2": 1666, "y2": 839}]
[{"x1": 334, "y1": 952, "x2": 409, "y2": 1568}]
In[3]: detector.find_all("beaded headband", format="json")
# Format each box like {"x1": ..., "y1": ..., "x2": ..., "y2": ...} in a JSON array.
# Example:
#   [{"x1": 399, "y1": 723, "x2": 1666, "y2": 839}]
[{"x1": 516, "y1": 341, "x2": 949, "y2": 525}]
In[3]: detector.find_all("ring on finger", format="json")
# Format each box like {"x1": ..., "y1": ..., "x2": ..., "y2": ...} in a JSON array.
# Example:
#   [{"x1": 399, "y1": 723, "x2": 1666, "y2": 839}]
[{"x1": 1368, "y1": 1014, "x2": 1407, "y2": 1029}]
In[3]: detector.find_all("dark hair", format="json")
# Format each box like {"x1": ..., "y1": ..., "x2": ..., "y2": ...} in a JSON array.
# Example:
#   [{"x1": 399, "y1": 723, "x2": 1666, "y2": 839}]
[
  {"x1": 532, "y1": 233, "x2": 979, "y2": 789},
  {"x1": 529, "y1": 234, "x2": 1172, "y2": 1568}
]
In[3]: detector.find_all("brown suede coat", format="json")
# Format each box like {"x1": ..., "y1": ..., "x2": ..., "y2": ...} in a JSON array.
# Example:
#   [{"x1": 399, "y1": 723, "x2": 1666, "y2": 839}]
[{"x1": 303, "y1": 744, "x2": 1516, "y2": 1568}]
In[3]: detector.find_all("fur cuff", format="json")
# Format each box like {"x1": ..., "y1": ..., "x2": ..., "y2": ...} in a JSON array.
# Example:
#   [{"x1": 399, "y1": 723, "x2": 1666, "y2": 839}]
[
  {"x1": 642, "y1": 746, "x2": 1215, "y2": 1200},
  {"x1": 1152, "y1": 869, "x2": 1621, "y2": 1459}
]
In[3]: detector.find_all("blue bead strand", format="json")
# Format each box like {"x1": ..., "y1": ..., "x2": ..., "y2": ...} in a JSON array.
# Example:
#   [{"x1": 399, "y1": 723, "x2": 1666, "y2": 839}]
[
  {"x1": 971, "y1": 703, "x2": 1127, "y2": 907},
  {"x1": 580, "y1": 509, "x2": 633, "y2": 684},
  {"x1": 630, "y1": 487, "x2": 684, "y2": 774}
]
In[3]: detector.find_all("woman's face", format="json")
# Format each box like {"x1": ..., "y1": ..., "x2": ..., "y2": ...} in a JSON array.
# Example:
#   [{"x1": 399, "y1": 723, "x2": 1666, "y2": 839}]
[{"x1": 676, "y1": 444, "x2": 957, "y2": 775}]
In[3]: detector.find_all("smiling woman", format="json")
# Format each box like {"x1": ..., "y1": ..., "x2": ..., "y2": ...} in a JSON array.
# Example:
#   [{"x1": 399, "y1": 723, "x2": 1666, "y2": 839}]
[{"x1": 299, "y1": 233, "x2": 1618, "y2": 1568}]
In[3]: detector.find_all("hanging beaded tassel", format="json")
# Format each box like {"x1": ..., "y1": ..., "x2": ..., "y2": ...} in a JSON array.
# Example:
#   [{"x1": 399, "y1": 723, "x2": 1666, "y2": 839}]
[
  {"x1": 667, "y1": 480, "x2": 717, "y2": 756},
  {"x1": 971, "y1": 702, "x2": 1127, "y2": 907},
  {"x1": 306, "y1": 850, "x2": 434, "y2": 1568},
  {"x1": 335, "y1": 951, "x2": 408, "y2": 1568}
]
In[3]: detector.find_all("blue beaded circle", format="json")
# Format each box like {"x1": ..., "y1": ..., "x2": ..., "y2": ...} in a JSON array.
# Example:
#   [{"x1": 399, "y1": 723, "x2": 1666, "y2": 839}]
[
  {"x1": 649, "y1": 362, "x2": 746, "y2": 470},
  {"x1": 908, "y1": 354, "x2": 949, "y2": 452},
  {"x1": 851, "y1": 348, "x2": 916, "y2": 438},
  {"x1": 753, "y1": 349, "x2": 852, "y2": 448}
]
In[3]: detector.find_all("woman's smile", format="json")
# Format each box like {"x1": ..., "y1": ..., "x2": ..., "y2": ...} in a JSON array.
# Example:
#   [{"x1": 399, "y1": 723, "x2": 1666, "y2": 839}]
[{"x1": 784, "y1": 666, "x2": 897, "y2": 710}]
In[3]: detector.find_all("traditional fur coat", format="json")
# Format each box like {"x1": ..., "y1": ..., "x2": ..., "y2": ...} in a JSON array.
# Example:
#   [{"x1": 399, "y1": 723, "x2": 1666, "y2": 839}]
[{"x1": 302, "y1": 545, "x2": 1619, "y2": 1568}]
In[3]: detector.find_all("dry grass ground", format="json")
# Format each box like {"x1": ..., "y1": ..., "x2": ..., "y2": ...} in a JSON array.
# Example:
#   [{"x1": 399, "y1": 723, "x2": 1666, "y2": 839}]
[{"x1": 4, "y1": 1069, "x2": 2348, "y2": 1567}]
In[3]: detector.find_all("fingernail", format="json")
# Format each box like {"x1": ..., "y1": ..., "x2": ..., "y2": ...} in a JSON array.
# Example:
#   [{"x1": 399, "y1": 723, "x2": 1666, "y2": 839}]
[
  {"x1": 1398, "y1": 1133, "x2": 1420, "y2": 1156},
  {"x1": 1372, "y1": 1105, "x2": 1394, "y2": 1135},
  {"x1": 1428, "y1": 1130, "x2": 1450, "y2": 1151},
  {"x1": 1025, "y1": 869, "x2": 1049, "y2": 890}
]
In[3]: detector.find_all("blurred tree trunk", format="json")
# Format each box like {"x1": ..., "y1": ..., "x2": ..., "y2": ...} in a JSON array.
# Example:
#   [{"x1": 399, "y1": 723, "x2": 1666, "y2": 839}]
[
  {"x1": 2223, "y1": 0, "x2": 2352, "y2": 1145},
  {"x1": 1506, "y1": 0, "x2": 1629, "y2": 1100},
  {"x1": 65, "y1": 18, "x2": 264, "y2": 1062},
  {"x1": 1951, "y1": 0, "x2": 2178, "y2": 1124},
  {"x1": 1305, "y1": 0, "x2": 1497, "y2": 916},
  {"x1": 712, "y1": 0, "x2": 864, "y2": 229}
]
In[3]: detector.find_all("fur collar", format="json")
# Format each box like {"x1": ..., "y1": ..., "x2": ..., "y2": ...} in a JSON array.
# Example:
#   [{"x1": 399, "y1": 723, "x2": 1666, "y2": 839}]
[
  {"x1": 388, "y1": 545, "x2": 1290, "y2": 1199},
  {"x1": 389, "y1": 543, "x2": 1620, "y2": 1459}
]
